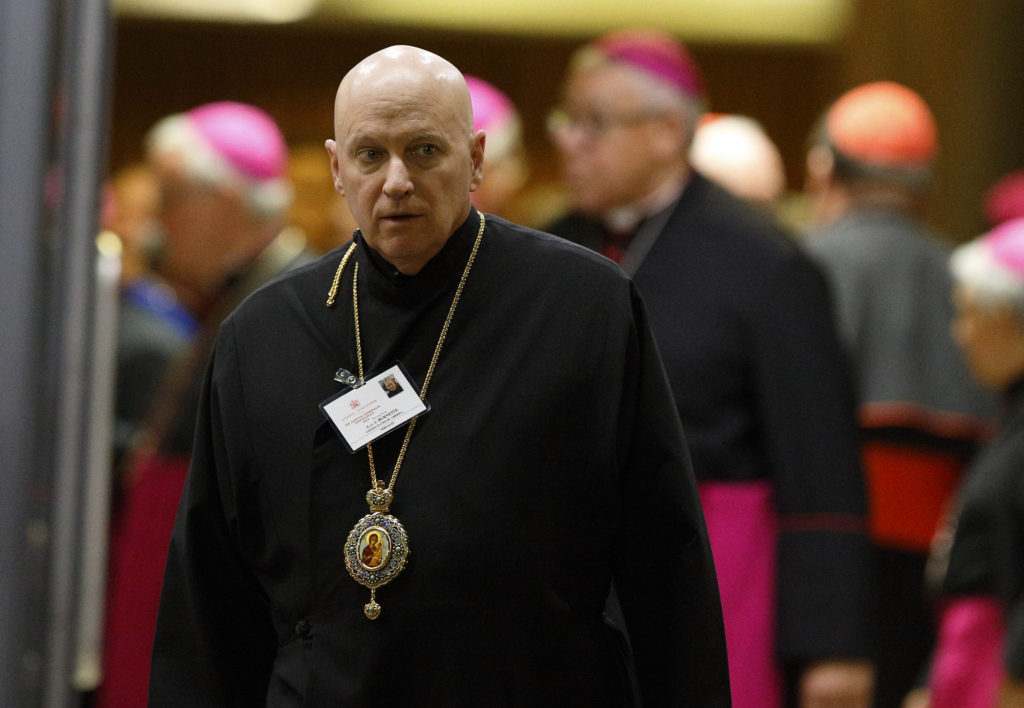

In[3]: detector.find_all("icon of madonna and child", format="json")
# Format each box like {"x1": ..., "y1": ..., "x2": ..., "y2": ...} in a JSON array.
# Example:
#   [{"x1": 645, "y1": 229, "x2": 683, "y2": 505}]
[{"x1": 357, "y1": 527, "x2": 392, "y2": 571}]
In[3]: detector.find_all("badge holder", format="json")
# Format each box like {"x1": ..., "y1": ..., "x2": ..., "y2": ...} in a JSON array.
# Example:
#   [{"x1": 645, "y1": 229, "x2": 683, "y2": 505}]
[{"x1": 319, "y1": 361, "x2": 430, "y2": 454}]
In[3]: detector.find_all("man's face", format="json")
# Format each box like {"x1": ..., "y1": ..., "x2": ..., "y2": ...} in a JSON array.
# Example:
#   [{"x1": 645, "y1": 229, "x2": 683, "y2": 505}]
[
  {"x1": 151, "y1": 156, "x2": 240, "y2": 291},
  {"x1": 551, "y1": 63, "x2": 676, "y2": 217},
  {"x1": 952, "y1": 285, "x2": 1024, "y2": 390},
  {"x1": 327, "y1": 80, "x2": 484, "y2": 274}
]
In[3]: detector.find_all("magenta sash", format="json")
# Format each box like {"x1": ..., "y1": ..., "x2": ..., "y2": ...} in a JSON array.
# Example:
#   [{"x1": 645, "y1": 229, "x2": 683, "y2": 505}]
[
  {"x1": 699, "y1": 480, "x2": 782, "y2": 708},
  {"x1": 98, "y1": 453, "x2": 190, "y2": 708},
  {"x1": 929, "y1": 596, "x2": 1005, "y2": 708}
]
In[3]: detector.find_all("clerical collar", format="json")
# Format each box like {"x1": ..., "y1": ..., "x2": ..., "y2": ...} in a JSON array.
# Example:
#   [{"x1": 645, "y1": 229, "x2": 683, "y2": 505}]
[
  {"x1": 355, "y1": 207, "x2": 480, "y2": 288},
  {"x1": 603, "y1": 171, "x2": 690, "y2": 234}
]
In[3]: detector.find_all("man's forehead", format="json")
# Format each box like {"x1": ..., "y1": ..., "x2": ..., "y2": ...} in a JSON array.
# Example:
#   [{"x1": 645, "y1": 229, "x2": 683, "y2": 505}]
[
  {"x1": 565, "y1": 68, "x2": 647, "y2": 111},
  {"x1": 337, "y1": 84, "x2": 471, "y2": 142},
  {"x1": 340, "y1": 99, "x2": 456, "y2": 142}
]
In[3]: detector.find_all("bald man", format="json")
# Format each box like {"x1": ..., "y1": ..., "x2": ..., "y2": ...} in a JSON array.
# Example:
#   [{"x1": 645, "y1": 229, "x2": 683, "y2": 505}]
[{"x1": 149, "y1": 45, "x2": 729, "y2": 706}]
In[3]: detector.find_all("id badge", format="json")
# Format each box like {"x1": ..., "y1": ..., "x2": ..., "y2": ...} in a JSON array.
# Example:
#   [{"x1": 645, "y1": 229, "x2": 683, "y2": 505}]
[{"x1": 319, "y1": 362, "x2": 429, "y2": 453}]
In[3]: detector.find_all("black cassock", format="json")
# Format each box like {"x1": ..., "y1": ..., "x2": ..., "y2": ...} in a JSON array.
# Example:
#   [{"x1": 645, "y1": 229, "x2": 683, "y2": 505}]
[
  {"x1": 548, "y1": 173, "x2": 872, "y2": 680},
  {"x1": 941, "y1": 379, "x2": 1024, "y2": 678},
  {"x1": 150, "y1": 209, "x2": 730, "y2": 706}
]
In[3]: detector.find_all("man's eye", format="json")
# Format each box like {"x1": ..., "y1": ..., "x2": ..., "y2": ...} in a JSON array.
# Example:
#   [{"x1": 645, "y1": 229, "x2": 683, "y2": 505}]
[
  {"x1": 415, "y1": 144, "x2": 438, "y2": 157},
  {"x1": 357, "y1": 149, "x2": 383, "y2": 162}
]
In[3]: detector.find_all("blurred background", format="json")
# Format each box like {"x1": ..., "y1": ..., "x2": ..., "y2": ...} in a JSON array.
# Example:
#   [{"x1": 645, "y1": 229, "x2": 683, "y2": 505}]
[
  {"x1": 109, "y1": 0, "x2": 1024, "y2": 239},
  {"x1": 1, "y1": 0, "x2": 1022, "y2": 705}
]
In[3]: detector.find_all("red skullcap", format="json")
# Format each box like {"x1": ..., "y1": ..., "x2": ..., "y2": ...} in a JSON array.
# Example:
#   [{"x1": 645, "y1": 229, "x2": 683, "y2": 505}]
[
  {"x1": 187, "y1": 101, "x2": 287, "y2": 181},
  {"x1": 826, "y1": 81, "x2": 938, "y2": 167},
  {"x1": 593, "y1": 28, "x2": 705, "y2": 100}
]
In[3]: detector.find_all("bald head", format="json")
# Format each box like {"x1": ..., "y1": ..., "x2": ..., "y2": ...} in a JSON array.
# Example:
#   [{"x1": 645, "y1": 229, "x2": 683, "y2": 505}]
[
  {"x1": 325, "y1": 45, "x2": 486, "y2": 275},
  {"x1": 334, "y1": 45, "x2": 474, "y2": 140}
]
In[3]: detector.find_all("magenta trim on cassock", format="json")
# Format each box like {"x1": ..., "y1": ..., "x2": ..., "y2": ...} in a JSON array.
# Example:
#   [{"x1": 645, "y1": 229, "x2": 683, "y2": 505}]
[
  {"x1": 698, "y1": 480, "x2": 782, "y2": 708},
  {"x1": 929, "y1": 596, "x2": 1005, "y2": 708}
]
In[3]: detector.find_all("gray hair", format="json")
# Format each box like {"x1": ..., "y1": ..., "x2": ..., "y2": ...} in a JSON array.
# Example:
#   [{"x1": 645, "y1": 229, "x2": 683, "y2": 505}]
[{"x1": 951, "y1": 237, "x2": 1024, "y2": 322}]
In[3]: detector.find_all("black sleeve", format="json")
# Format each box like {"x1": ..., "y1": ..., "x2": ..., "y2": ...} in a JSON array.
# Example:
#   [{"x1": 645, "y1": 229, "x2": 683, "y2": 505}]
[
  {"x1": 1001, "y1": 439, "x2": 1024, "y2": 680},
  {"x1": 612, "y1": 282, "x2": 732, "y2": 706},
  {"x1": 1004, "y1": 600, "x2": 1024, "y2": 681},
  {"x1": 149, "y1": 322, "x2": 277, "y2": 706},
  {"x1": 751, "y1": 250, "x2": 871, "y2": 664}
]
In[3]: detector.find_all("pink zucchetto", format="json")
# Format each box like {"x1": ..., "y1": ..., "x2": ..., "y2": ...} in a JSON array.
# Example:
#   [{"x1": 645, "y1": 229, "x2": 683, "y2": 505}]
[
  {"x1": 147, "y1": 101, "x2": 292, "y2": 218},
  {"x1": 987, "y1": 217, "x2": 1024, "y2": 279},
  {"x1": 465, "y1": 75, "x2": 516, "y2": 135},
  {"x1": 952, "y1": 217, "x2": 1024, "y2": 310},
  {"x1": 983, "y1": 169, "x2": 1024, "y2": 227},
  {"x1": 591, "y1": 28, "x2": 705, "y2": 101},
  {"x1": 186, "y1": 101, "x2": 288, "y2": 181},
  {"x1": 465, "y1": 75, "x2": 524, "y2": 166}
]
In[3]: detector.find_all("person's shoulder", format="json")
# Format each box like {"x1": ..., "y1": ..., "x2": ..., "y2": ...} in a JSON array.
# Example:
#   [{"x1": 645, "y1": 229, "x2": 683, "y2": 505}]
[
  {"x1": 117, "y1": 300, "x2": 192, "y2": 365},
  {"x1": 806, "y1": 209, "x2": 950, "y2": 266},
  {"x1": 226, "y1": 245, "x2": 348, "y2": 325},
  {"x1": 484, "y1": 213, "x2": 629, "y2": 282},
  {"x1": 679, "y1": 173, "x2": 795, "y2": 252}
]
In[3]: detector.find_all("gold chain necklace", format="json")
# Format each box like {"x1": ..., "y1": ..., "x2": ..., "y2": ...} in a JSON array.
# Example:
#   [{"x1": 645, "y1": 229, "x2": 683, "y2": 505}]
[{"x1": 327, "y1": 211, "x2": 485, "y2": 619}]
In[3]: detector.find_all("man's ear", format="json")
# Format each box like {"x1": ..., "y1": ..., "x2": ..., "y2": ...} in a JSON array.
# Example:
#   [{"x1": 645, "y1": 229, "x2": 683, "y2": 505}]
[
  {"x1": 469, "y1": 130, "x2": 486, "y2": 192},
  {"x1": 325, "y1": 139, "x2": 345, "y2": 196}
]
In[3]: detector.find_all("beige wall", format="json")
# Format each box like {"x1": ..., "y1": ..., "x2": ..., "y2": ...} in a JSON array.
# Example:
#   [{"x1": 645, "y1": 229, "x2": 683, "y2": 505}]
[{"x1": 841, "y1": 0, "x2": 1024, "y2": 239}]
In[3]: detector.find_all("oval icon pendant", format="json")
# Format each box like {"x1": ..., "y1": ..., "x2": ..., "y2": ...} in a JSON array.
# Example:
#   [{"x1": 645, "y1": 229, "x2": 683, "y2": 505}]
[{"x1": 344, "y1": 511, "x2": 410, "y2": 620}]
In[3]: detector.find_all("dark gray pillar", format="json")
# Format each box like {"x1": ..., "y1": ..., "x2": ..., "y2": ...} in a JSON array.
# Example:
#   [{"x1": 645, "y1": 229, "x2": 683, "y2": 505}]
[{"x1": 0, "y1": 0, "x2": 113, "y2": 704}]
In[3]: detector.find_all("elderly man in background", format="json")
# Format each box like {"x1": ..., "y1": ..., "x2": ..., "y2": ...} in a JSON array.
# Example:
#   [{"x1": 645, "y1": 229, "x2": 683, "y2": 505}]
[
  {"x1": 546, "y1": 27, "x2": 873, "y2": 708},
  {"x1": 99, "y1": 101, "x2": 308, "y2": 708},
  {"x1": 148, "y1": 45, "x2": 729, "y2": 706},
  {"x1": 900, "y1": 217, "x2": 1024, "y2": 708},
  {"x1": 803, "y1": 81, "x2": 995, "y2": 708}
]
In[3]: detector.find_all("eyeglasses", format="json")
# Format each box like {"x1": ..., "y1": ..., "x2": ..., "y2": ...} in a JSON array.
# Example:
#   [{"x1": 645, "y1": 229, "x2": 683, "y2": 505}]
[{"x1": 546, "y1": 107, "x2": 661, "y2": 142}]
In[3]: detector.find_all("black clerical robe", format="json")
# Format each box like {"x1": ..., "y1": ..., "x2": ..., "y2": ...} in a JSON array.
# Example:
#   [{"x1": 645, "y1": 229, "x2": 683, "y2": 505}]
[
  {"x1": 940, "y1": 379, "x2": 1024, "y2": 679},
  {"x1": 548, "y1": 173, "x2": 871, "y2": 682},
  {"x1": 804, "y1": 208, "x2": 994, "y2": 705},
  {"x1": 149, "y1": 209, "x2": 730, "y2": 706}
]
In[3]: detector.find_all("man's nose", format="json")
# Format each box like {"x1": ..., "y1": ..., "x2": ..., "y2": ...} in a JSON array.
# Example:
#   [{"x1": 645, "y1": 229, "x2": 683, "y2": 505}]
[{"x1": 382, "y1": 156, "x2": 413, "y2": 197}]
